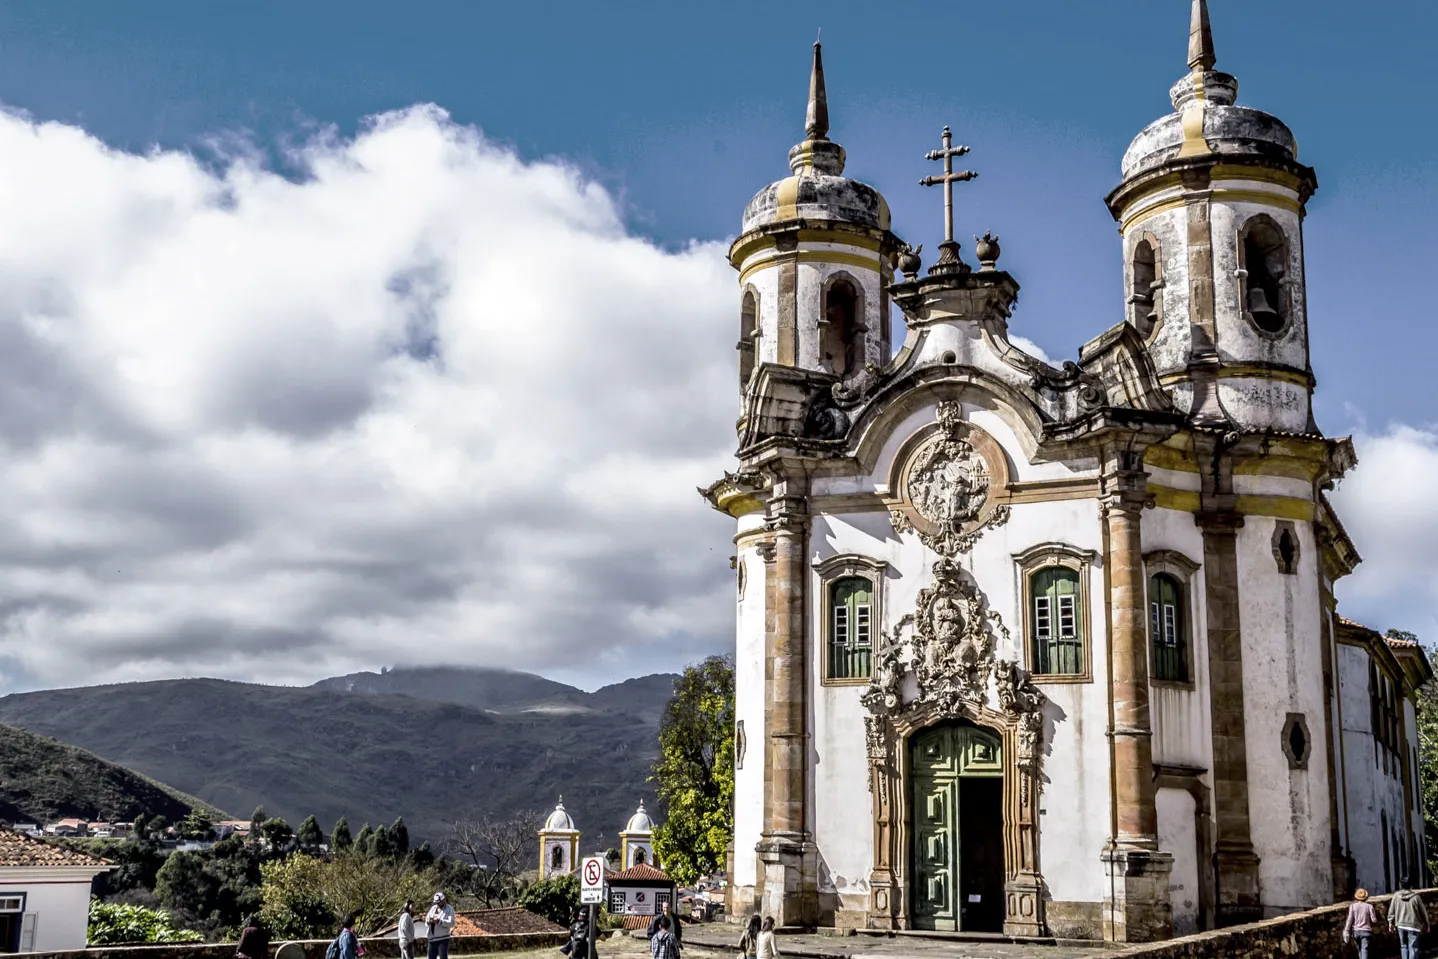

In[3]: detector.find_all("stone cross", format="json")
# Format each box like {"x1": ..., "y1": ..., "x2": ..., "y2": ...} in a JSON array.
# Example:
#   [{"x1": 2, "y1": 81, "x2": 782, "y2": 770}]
[{"x1": 919, "y1": 127, "x2": 978, "y2": 247}]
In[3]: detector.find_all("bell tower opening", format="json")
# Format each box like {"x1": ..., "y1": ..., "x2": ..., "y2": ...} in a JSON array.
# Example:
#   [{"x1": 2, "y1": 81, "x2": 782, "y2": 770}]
[
  {"x1": 738, "y1": 289, "x2": 758, "y2": 389},
  {"x1": 820, "y1": 277, "x2": 862, "y2": 378},
  {"x1": 1240, "y1": 217, "x2": 1289, "y2": 335},
  {"x1": 1129, "y1": 237, "x2": 1161, "y2": 338},
  {"x1": 909, "y1": 721, "x2": 1005, "y2": 933}
]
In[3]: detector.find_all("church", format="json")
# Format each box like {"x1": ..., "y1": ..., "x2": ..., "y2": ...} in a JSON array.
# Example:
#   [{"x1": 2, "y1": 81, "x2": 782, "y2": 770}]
[{"x1": 702, "y1": 0, "x2": 1431, "y2": 944}]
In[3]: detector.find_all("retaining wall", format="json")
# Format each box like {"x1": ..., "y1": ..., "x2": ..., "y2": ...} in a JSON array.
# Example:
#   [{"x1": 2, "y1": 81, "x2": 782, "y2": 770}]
[{"x1": 30, "y1": 932, "x2": 569, "y2": 959}]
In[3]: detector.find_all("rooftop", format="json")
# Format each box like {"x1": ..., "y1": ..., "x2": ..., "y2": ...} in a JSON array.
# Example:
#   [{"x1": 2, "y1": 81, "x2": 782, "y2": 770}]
[
  {"x1": 609, "y1": 862, "x2": 671, "y2": 883},
  {"x1": 0, "y1": 829, "x2": 112, "y2": 869}
]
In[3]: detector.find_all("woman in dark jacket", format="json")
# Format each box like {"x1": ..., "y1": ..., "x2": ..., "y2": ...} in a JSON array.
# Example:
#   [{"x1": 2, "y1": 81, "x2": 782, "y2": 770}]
[
  {"x1": 565, "y1": 909, "x2": 590, "y2": 959},
  {"x1": 236, "y1": 916, "x2": 270, "y2": 959}
]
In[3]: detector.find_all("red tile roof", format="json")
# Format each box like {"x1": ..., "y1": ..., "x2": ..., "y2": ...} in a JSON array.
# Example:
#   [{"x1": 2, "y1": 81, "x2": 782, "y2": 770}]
[
  {"x1": 0, "y1": 829, "x2": 112, "y2": 868},
  {"x1": 608, "y1": 863, "x2": 671, "y2": 882}
]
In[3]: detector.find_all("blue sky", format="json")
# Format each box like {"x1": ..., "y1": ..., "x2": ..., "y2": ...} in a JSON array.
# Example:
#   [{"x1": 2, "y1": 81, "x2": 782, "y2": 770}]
[{"x1": 0, "y1": 1, "x2": 1430, "y2": 689}]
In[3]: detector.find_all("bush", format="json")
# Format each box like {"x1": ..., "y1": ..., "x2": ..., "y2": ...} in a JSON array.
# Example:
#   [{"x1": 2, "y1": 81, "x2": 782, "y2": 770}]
[
  {"x1": 88, "y1": 900, "x2": 204, "y2": 945},
  {"x1": 260, "y1": 851, "x2": 444, "y2": 939},
  {"x1": 517, "y1": 874, "x2": 579, "y2": 927}
]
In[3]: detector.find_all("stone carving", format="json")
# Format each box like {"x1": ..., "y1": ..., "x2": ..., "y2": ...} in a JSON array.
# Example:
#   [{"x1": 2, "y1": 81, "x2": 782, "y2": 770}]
[
  {"x1": 890, "y1": 403, "x2": 1011, "y2": 556},
  {"x1": 909, "y1": 403, "x2": 990, "y2": 527}
]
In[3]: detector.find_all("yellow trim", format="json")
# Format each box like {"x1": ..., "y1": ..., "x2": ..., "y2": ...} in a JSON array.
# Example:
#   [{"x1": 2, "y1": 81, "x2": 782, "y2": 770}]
[
  {"x1": 738, "y1": 250, "x2": 885, "y2": 287},
  {"x1": 1120, "y1": 197, "x2": 1187, "y2": 234},
  {"x1": 775, "y1": 176, "x2": 801, "y2": 223},
  {"x1": 1150, "y1": 486, "x2": 1202, "y2": 512},
  {"x1": 1233, "y1": 456, "x2": 1320, "y2": 482},
  {"x1": 1157, "y1": 365, "x2": 1314, "y2": 389},
  {"x1": 1121, "y1": 188, "x2": 1302, "y2": 234},
  {"x1": 1145, "y1": 445, "x2": 1200, "y2": 474},
  {"x1": 1176, "y1": 103, "x2": 1211, "y2": 159},
  {"x1": 732, "y1": 228, "x2": 886, "y2": 266},
  {"x1": 1211, "y1": 165, "x2": 1308, "y2": 190},
  {"x1": 1236, "y1": 494, "x2": 1315, "y2": 522}
]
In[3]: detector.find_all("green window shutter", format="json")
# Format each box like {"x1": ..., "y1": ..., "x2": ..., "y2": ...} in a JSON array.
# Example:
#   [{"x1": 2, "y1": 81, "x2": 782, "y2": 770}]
[
  {"x1": 1149, "y1": 573, "x2": 1187, "y2": 682},
  {"x1": 829, "y1": 576, "x2": 873, "y2": 680},
  {"x1": 1031, "y1": 567, "x2": 1082, "y2": 675}
]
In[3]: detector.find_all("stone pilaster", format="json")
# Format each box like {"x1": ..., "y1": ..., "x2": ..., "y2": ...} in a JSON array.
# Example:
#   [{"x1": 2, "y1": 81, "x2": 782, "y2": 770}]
[
  {"x1": 1101, "y1": 455, "x2": 1173, "y2": 942},
  {"x1": 758, "y1": 490, "x2": 813, "y2": 929},
  {"x1": 1197, "y1": 509, "x2": 1263, "y2": 924}
]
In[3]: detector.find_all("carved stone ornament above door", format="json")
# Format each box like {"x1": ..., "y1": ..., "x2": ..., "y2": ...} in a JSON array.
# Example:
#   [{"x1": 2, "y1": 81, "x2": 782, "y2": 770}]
[{"x1": 886, "y1": 402, "x2": 1012, "y2": 557}]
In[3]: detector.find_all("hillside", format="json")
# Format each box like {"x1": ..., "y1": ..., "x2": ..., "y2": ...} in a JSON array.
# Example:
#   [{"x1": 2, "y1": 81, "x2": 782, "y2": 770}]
[
  {"x1": 0, "y1": 723, "x2": 223, "y2": 826},
  {"x1": 0, "y1": 669, "x2": 677, "y2": 847}
]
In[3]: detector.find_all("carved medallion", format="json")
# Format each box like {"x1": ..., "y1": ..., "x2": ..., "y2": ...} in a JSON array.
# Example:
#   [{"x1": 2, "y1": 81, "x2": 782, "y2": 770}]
[{"x1": 888, "y1": 402, "x2": 1011, "y2": 557}]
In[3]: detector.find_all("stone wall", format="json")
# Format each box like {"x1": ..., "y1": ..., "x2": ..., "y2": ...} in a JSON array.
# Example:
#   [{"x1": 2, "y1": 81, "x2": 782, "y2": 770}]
[
  {"x1": 27, "y1": 932, "x2": 569, "y2": 959},
  {"x1": 1093, "y1": 890, "x2": 1437, "y2": 958}
]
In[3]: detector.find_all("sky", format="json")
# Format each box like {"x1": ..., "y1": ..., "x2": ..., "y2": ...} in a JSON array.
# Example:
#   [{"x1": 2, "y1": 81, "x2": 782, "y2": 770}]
[{"x1": 0, "y1": 0, "x2": 1431, "y2": 692}]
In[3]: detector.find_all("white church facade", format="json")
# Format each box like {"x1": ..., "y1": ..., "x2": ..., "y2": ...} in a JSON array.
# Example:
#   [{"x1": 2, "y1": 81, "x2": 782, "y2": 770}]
[{"x1": 703, "y1": 1, "x2": 1430, "y2": 943}]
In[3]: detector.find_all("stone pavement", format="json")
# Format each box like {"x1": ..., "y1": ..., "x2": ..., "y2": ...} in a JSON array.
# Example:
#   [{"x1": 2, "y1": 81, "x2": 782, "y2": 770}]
[{"x1": 681, "y1": 928, "x2": 1111, "y2": 959}]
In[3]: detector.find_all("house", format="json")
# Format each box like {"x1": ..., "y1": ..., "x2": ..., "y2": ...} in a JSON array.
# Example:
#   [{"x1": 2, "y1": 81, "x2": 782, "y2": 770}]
[
  {"x1": 5, "y1": 828, "x2": 39, "y2": 840},
  {"x1": 213, "y1": 821, "x2": 252, "y2": 841},
  {"x1": 87, "y1": 824, "x2": 113, "y2": 839},
  {"x1": 41, "y1": 821, "x2": 84, "y2": 838},
  {"x1": 605, "y1": 863, "x2": 677, "y2": 930},
  {"x1": 0, "y1": 828, "x2": 112, "y2": 953}
]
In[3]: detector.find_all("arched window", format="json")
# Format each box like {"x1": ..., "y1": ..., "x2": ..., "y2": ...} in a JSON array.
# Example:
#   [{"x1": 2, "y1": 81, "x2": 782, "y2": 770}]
[
  {"x1": 551, "y1": 845, "x2": 564, "y2": 871},
  {"x1": 1149, "y1": 573, "x2": 1188, "y2": 683},
  {"x1": 820, "y1": 278, "x2": 862, "y2": 379},
  {"x1": 1241, "y1": 217, "x2": 1289, "y2": 335},
  {"x1": 1030, "y1": 567, "x2": 1082, "y2": 676},
  {"x1": 1129, "y1": 237, "x2": 1161, "y2": 337},
  {"x1": 634, "y1": 847, "x2": 646, "y2": 865},
  {"x1": 738, "y1": 290, "x2": 758, "y2": 388},
  {"x1": 829, "y1": 576, "x2": 873, "y2": 680}
]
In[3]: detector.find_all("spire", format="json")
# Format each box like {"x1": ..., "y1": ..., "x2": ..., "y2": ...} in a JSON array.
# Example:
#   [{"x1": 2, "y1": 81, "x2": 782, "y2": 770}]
[
  {"x1": 805, "y1": 35, "x2": 829, "y2": 140},
  {"x1": 1188, "y1": 0, "x2": 1216, "y2": 71}
]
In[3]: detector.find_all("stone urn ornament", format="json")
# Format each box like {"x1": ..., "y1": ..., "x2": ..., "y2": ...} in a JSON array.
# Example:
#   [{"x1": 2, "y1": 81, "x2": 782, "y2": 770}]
[
  {"x1": 975, "y1": 231, "x2": 1001, "y2": 271},
  {"x1": 897, "y1": 243, "x2": 923, "y2": 280}
]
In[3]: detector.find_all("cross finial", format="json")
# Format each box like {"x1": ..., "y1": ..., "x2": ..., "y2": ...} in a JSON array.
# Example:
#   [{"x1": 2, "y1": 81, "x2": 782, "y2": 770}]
[{"x1": 919, "y1": 126, "x2": 978, "y2": 268}]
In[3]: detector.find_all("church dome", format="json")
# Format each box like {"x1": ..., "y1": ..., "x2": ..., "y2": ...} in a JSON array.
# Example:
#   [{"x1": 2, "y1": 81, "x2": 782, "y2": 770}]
[
  {"x1": 623, "y1": 800, "x2": 653, "y2": 834},
  {"x1": 544, "y1": 798, "x2": 575, "y2": 832},
  {"x1": 740, "y1": 41, "x2": 891, "y2": 235},
  {"x1": 1119, "y1": 0, "x2": 1299, "y2": 181}
]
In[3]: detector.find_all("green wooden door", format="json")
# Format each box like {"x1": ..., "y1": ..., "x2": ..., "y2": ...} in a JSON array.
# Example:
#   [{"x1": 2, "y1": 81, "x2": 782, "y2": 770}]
[{"x1": 910, "y1": 724, "x2": 1004, "y2": 932}]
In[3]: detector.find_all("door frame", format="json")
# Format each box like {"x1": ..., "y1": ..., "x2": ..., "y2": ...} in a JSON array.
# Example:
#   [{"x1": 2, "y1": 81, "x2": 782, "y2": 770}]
[{"x1": 865, "y1": 699, "x2": 1046, "y2": 936}]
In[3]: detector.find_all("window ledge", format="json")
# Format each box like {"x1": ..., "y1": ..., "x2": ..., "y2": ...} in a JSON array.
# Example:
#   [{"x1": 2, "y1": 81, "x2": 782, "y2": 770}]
[
  {"x1": 1150, "y1": 678, "x2": 1197, "y2": 691},
  {"x1": 821, "y1": 677, "x2": 873, "y2": 688},
  {"x1": 1031, "y1": 673, "x2": 1093, "y2": 685}
]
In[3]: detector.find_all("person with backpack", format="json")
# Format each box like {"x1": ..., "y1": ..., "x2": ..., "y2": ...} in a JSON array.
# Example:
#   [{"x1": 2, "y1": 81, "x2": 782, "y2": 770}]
[
  {"x1": 325, "y1": 916, "x2": 359, "y2": 959},
  {"x1": 425, "y1": 892, "x2": 455, "y2": 959},
  {"x1": 736, "y1": 914, "x2": 761, "y2": 959},
  {"x1": 563, "y1": 909, "x2": 590, "y2": 959}
]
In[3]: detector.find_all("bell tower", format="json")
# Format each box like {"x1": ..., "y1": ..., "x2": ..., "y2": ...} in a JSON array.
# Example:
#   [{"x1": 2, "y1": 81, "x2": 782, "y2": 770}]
[
  {"x1": 729, "y1": 40, "x2": 904, "y2": 405},
  {"x1": 1105, "y1": 0, "x2": 1319, "y2": 432}
]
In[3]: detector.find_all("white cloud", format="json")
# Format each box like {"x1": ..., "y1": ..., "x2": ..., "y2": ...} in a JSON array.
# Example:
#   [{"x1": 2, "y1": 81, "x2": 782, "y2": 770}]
[
  {"x1": 1332, "y1": 424, "x2": 1438, "y2": 640},
  {"x1": 0, "y1": 104, "x2": 739, "y2": 691}
]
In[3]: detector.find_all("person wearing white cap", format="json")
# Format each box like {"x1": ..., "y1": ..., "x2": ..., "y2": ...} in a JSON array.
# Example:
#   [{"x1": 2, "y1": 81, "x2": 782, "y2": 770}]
[{"x1": 424, "y1": 892, "x2": 455, "y2": 959}]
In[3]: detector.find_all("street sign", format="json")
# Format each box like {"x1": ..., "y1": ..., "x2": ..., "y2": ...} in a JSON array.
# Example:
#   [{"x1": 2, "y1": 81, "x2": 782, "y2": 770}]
[{"x1": 580, "y1": 855, "x2": 604, "y2": 904}]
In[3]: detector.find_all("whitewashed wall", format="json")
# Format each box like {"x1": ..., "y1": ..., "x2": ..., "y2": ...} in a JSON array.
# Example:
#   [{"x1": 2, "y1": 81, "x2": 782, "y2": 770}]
[{"x1": 0, "y1": 873, "x2": 97, "y2": 953}]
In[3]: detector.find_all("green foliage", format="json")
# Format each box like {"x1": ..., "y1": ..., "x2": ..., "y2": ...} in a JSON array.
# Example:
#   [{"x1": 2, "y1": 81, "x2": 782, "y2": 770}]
[
  {"x1": 410, "y1": 841, "x2": 435, "y2": 870},
  {"x1": 154, "y1": 837, "x2": 264, "y2": 938},
  {"x1": 179, "y1": 810, "x2": 215, "y2": 840},
  {"x1": 88, "y1": 900, "x2": 204, "y2": 945},
  {"x1": 372, "y1": 825, "x2": 394, "y2": 860},
  {"x1": 604, "y1": 848, "x2": 620, "y2": 865},
  {"x1": 260, "y1": 851, "x2": 443, "y2": 939},
  {"x1": 261, "y1": 817, "x2": 293, "y2": 849},
  {"x1": 517, "y1": 873, "x2": 579, "y2": 927},
  {"x1": 297, "y1": 815, "x2": 324, "y2": 853},
  {"x1": 94, "y1": 838, "x2": 167, "y2": 898},
  {"x1": 390, "y1": 817, "x2": 410, "y2": 858},
  {"x1": 354, "y1": 823, "x2": 374, "y2": 857},
  {"x1": 331, "y1": 817, "x2": 353, "y2": 852},
  {"x1": 650, "y1": 655, "x2": 735, "y2": 885},
  {"x1": 1397, "y1": 628, "x2": 1438, "y2": 879}
]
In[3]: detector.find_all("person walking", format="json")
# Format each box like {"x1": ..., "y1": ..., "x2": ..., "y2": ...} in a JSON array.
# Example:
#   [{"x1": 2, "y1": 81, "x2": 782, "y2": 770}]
[
  {"x1": 235, "y1": 915, "x2": 269, "y2": 959},
  {"x1": 326, "y1": 916, "x2": 359, "y2": 959},
  {"x1": 1389, "y1": 877, "x2": 1430, "y2": 959},
  {"x1": 647, "y1": 901, "x2": 681, "y2": 950},
  {"x1": 564, "y1": 909, "x2": 590, "y2": 959},
  {"x1": 755, "y1": 917, "x2": 780, "y2": 959},
  {"x1": 425, "y1": 892, "x2": 455, "y2": 959},
  {"x1": 648, "y1": 916, "x2": 679, "y2": 959},
  {"x1": 397, "y1": 901, "x2": 417, "y2": 959},
  {"x1": 1341, "y1": 889, "x2": 1380, "y2": 959},
  {"x1": 736, "y1": 914, "x2": 761, "y2": 959}
]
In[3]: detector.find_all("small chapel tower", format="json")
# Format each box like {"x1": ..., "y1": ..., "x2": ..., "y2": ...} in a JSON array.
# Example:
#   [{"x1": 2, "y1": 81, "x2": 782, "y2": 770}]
[
  {"x1": 1106, "y1": 0, "x2": 1318, "y2": 432},
  {"x1": 537, "y1": 797, "x2": 580, "y2": 878},
  {"x1": 618, "y1": 799, "x2": 656, "y2": 869},
  {"x1": 728, "y1": 39, "x2": 904, "y2": 410}
]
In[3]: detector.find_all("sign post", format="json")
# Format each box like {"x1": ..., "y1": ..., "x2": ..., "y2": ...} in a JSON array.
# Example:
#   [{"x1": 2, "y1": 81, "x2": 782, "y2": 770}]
[{"x1": 580, "y1": 856, "x2": 604, "y2": 959}]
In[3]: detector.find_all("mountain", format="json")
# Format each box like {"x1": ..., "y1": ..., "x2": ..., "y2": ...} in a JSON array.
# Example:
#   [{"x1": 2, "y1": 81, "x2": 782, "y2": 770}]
[
  {"x1": 0, "y1": 722, "x2": 223, "y2": 826},
  {"x1": 0, "y1": 668, "x2": 678, "y2": 847}
]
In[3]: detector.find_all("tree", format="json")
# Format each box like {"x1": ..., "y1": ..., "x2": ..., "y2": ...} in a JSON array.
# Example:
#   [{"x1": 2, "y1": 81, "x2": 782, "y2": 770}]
[
  {"x1": 154, "y1": 839, "x2": 264, "y2": 938},
  {"x1": 354, "y1": 823, "x2": 374, "y2": 858},
  {"x1": 390, "y1": 818, "x2": 410, "y2": 859},
  {"x1": 517, "y1": 873, "x2": 579, "y2": 927},
  {"x1": 250, "y1": 806, "x2": 267, "y2": 839},
  {"x1": 133, "y1": 814, "x2": 151, "y2": 841},
  {"x1": 604, "y1": 848, "x2": 620, "y2": 866},
  {"x1": 260, "y1": 851, "x2": 443, "y2": 939},
  {"x1": 297, "y1": 816, "x2": 324, "y2": 854},
  {"x1": 447, "y1": 812, "x2": 541, "y2": 906},
  {"x1": 89, "y1": 901, "x2": 203, "y2": 945},
  {"x1": 331, "y1": 817, "x2": 353, "y2": 852},
  {"x1": 372, "y1": 825, "x2": 395, "y2": 861},
  {"x1": 410, "y1": 842, "x2": 435, "y2": 871},
  {"x1": 650, "y1": 655, "x2": 734, "y2": 884},
  {"x1": 261, "y1": 818, "x2": 294, "y2": 851},
  {"x1": 1396, "y1": 628, "x2": 1438, "y2": 879},
  {"x1": 179, "y1": 810, "x2": 215, "y2": 841}
]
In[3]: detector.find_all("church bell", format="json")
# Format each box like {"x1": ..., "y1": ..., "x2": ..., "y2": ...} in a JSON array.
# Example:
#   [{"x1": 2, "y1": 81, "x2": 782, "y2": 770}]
[{"x1": 1246, "y1": 285, "x2": 1281, "y2": 327}]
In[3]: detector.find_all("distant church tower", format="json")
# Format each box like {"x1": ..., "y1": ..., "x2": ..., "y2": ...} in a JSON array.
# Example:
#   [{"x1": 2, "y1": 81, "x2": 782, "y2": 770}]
[
  {"x1": 619, "y1": 799, "x2": 656, "y2": 869},
  {"x1": 538, "y1": 797, "x2": 580, "y2": 878},
  {"x1": 1107, "y1": 0, "x2": 1317, "y2": 433}
]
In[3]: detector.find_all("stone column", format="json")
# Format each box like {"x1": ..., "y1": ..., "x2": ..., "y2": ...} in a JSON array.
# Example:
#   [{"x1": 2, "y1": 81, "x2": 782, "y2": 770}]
[
  {"x1": 1101, "y1": 459, "x2": 1173, "y2": 943},
  {"x1": 1197, "y1": 510, "x2": 1262, "y2": 925},
  {"x1": 758, "y1": 492, "x2": 813, "y2": 928}
]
